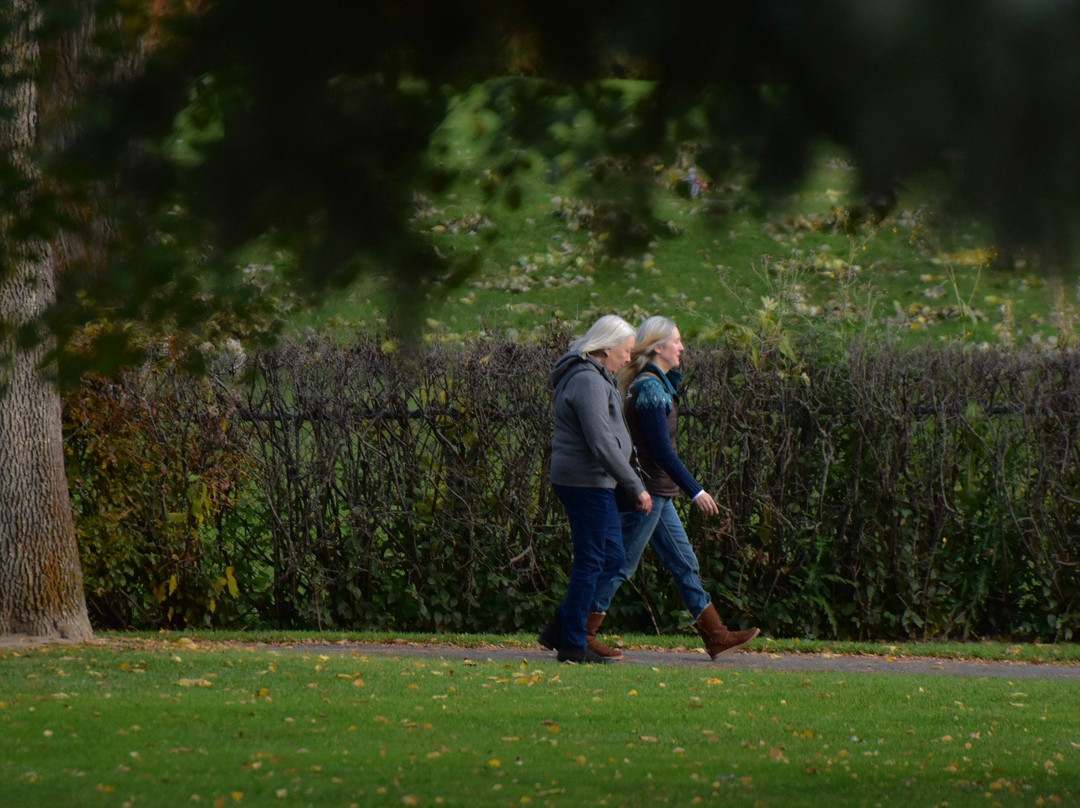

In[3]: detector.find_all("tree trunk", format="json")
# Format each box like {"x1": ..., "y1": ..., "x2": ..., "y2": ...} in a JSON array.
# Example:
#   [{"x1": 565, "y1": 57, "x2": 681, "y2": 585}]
[
  {"x1": 0, "y1": 1, "x2": 93, "y2": 640},
  {"x1": 0, "y1": 265, "x2": 92, "y2": 640}
]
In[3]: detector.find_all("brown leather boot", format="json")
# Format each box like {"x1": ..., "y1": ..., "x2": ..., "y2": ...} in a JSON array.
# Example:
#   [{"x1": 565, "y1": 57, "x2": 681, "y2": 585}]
[
  {"x1": 694, "y1": 603, "x2": 760, "y2": 659},
  {"x1": 586, "y1": 612, "x2": 623, "y2": 660}
]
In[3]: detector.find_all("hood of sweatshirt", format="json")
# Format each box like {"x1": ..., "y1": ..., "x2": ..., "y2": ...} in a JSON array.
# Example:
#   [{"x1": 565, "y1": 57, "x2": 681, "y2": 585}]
[{"x1": 548, "y1": 351, "x2": 612, "y2": 391}]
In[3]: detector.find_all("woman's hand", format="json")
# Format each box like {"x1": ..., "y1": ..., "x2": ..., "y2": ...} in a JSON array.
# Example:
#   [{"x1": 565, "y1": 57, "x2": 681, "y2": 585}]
[
  {"x1": 636, "y1": 491, "x2": 653, "y2": 513},
  {"x1": 694, "y1": 491, "x2": 720, "y2": 516}
]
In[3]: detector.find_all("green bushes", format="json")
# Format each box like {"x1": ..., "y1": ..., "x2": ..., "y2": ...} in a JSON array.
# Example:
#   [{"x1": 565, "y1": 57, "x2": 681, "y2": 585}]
[
  {"x1": 64, "y1": 342, "x2": 251, "y2": 629},
  {"x1": 64, "y1": 333, "x2": 1080, "y2": 641}
]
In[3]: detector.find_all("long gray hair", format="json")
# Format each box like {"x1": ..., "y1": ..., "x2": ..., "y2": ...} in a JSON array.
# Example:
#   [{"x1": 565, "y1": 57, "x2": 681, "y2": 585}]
[{"x1": 618, "y1": 316, "x2": 677, "y2": 389}]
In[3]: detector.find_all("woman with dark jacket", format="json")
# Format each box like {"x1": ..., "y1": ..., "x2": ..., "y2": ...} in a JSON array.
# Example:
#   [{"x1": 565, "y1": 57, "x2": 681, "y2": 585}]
[
  {"x1": 538, "y1": 315, "x2": 652, "y2": 663},
  {"x1": 588, "y1": 316, "x2": 760, "y2": 660}
]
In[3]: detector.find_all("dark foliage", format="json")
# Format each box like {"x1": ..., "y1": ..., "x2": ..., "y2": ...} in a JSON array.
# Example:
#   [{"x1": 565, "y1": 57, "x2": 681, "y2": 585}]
[
  {"x1": 23, "y1": 0, "x2": 1080, "y2": 359},
  {"x1": 7, "y1": 0, "x2": 1080, "y2": 391}
]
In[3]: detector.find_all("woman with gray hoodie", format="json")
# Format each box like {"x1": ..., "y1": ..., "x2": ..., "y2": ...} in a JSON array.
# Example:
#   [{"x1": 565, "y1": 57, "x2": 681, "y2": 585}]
[{"x1": 538, "y1": 315, "x2": 652, "y2": 663}]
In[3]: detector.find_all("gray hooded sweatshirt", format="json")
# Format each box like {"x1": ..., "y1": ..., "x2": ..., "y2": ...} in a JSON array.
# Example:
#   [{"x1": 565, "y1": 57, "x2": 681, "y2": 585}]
[{"x1": 548, "y1": 351, "x2": 645, "y2": 497}]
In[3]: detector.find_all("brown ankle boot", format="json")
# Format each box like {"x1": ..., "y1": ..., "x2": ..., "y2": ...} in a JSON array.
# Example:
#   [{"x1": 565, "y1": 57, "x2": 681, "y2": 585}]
[
  {"x1": 586, "y1": 612, "x2": 623, "y2": 660},
  {"x1": 694, "y1": 603, "x2": 760, "y2": 659}
]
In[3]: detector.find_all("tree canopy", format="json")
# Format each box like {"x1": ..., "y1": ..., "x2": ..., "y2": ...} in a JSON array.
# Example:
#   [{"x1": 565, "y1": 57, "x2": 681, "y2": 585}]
[{"x1": 9, "y1": 0, "x2": 1080, "y2": 364}]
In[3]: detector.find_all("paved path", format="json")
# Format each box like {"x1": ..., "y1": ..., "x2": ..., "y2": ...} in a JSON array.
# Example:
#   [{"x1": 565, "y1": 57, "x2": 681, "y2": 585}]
[
  {"x1": 3, "y1": 634, "x2": 1078, "y2": 681},
  {"x1": 291, "y1": 641, "x2": 1080, "y2": 681}
]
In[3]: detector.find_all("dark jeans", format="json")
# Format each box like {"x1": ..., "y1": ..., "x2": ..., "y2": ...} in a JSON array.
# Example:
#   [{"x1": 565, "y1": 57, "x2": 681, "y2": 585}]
[{"x1": 553, "y1": 484, "x2": 626, "y2": 648}]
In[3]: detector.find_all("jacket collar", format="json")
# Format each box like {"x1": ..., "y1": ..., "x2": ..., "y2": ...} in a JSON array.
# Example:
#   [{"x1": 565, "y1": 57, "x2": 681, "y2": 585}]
[{"x1": 641, "y1": 362, "x2": 682, "y2": 398}]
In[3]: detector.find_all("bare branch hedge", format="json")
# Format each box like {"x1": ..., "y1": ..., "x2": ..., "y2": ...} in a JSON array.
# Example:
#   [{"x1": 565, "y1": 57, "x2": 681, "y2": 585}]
[{"x1": 65, "y1": 333, "x2": 1080, "y2": 640}]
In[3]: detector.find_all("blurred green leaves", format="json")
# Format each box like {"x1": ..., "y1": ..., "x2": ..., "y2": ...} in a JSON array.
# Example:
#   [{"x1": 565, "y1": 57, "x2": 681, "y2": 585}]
[{"x1": 9, "y1": 0, "x2": 1080, "y2": 376}]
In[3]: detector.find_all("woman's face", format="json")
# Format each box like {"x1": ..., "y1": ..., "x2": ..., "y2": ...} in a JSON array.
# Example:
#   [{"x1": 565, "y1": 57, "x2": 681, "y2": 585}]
[
  {"x1": 652, "y1": 327, "x2": 684, "y2": 371},
  {"x1": 601, "y1": 336, "x2": 635, "y2": 373}
]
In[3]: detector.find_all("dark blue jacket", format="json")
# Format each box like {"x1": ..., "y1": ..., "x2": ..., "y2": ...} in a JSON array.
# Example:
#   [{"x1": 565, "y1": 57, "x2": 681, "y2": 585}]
[{"x1": 625, "y1": 364, "x2": 703, "y2": 499}]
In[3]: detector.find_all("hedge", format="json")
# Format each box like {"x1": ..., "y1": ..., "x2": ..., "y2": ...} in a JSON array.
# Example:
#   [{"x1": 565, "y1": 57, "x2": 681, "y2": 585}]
[{"x1": 64, "y1": 333, "x2": 1080, "y2": 641}]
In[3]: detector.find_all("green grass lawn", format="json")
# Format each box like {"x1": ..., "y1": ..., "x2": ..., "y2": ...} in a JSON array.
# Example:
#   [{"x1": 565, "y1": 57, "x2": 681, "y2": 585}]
[{"x1": 2, "y1": 639, "x2": 1078, "y2": 807}]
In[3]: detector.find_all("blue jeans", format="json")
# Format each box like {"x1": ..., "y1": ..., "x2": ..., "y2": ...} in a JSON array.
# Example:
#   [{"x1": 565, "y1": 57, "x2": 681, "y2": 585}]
[
  {"x1": 553, "y1": 485, "x2": 627, "y2": 648},
  {"x1": 590, "y1": 496, "x2": 711, "y2": 620}
]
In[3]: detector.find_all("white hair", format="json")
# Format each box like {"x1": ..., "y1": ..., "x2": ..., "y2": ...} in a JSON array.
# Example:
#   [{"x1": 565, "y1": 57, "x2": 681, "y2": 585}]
[{"x1": 569, "y1": 314, "x2": 636, "y2": 356}]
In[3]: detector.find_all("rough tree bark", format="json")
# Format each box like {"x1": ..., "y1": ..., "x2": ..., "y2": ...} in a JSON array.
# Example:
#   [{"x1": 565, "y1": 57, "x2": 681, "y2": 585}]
[{"x1": 0, "y1": 1, "x2": 93, "y2": 639}]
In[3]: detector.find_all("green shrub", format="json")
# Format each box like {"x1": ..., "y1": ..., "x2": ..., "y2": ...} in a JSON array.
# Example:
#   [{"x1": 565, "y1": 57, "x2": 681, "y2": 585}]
[{"x1": 64, "y1": 342, "x2": 254, "y2": 629}]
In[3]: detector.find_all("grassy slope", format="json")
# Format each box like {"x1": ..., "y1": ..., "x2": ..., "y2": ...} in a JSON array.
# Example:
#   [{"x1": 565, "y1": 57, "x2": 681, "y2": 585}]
[{"x1": 306, "y1": 81, "x2": 1068, "y2": 349}]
